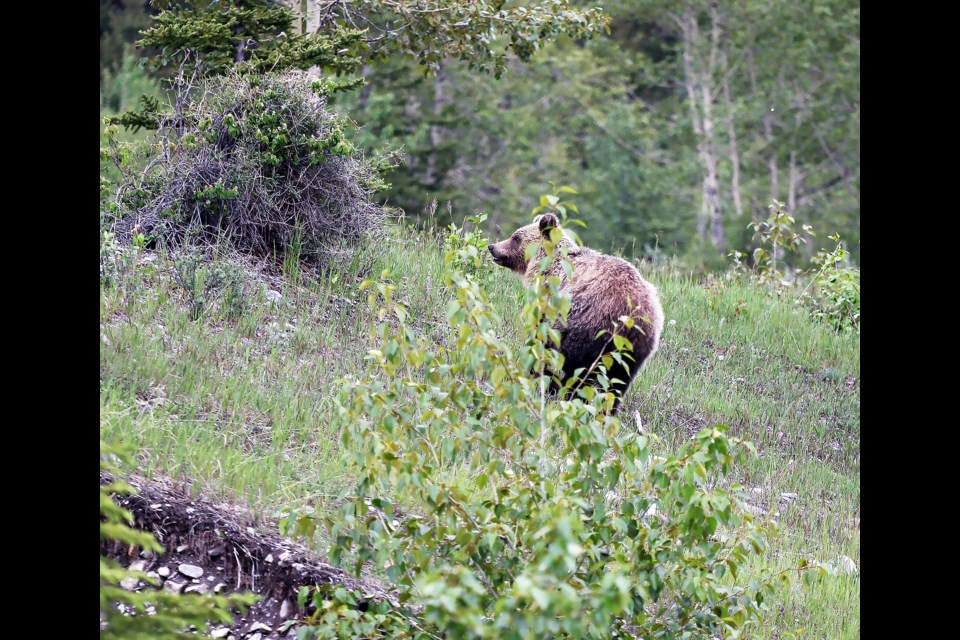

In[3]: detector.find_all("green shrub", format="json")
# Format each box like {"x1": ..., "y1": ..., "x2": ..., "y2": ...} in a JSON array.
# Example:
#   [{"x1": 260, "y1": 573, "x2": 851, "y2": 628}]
[
  {"x1": 172, "y1": 252, "x2": 248, "y2": 320},
  {"x1": 746, "y1": 200, "x2": 814, "y2": 283},
  {"x1": 442, "y1": 210, "x2": 494, "y2": 280},
  {"x1": 283, "y1": 232, "x2": 815, "y2": 638},
  {"x1": 100, "y1": 441, "x2": 256, "y2": 639},
  {"x1": 107, "y1": 71, "x2": 395, "y2": 260},
  {"x1": 806, "y1": 234, "x2": 860, "y2": 333},
  {"x1": 732, "y1": 202, "x2": 860, "y2": 333}
]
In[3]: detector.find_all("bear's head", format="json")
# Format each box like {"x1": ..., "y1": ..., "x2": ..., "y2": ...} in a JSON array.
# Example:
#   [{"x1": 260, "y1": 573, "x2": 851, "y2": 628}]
[{"x1": 487, "y1": 213, "x2": 569, "y2": 276}]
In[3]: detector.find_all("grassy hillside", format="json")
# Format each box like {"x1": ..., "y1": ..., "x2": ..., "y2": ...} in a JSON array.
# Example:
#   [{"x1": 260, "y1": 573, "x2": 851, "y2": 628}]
[{"x1": 100, "y1": 224, "x2": 860, "y2": 637}]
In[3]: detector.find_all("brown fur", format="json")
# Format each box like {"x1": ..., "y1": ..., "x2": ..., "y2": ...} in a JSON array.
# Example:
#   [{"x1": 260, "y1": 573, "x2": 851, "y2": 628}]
[{"x1": 489, "y1": 214, "x2": 664, "y2": 411}]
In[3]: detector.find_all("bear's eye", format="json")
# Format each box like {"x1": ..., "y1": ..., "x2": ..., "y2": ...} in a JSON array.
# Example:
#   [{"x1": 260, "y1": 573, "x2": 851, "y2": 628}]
[{"x1": 511, "y1": 234, "x2": 520, "y2": 243}]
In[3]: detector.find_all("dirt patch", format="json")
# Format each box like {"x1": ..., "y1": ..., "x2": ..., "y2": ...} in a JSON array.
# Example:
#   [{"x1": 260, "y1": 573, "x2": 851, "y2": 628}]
[{"x1": 101, "y1": 474, "x2": 389, "y2": 638}]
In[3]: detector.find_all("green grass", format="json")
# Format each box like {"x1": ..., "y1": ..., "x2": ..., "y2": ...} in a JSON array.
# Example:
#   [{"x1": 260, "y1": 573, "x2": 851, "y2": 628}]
[{"x1": 100, "y1": 225, "x2": 860, "y2": 637}]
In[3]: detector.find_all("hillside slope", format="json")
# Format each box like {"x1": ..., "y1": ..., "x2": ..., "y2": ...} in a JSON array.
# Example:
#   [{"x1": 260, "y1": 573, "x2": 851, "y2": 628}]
[{"x1": 100, "y1": 224, "x2": 860, "y2": 637}]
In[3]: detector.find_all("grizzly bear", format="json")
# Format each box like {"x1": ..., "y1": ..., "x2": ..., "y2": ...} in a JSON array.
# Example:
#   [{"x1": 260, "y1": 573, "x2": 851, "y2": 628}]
[{"x1": 488, "y1": 213, "x2": 664, "y2": 411}]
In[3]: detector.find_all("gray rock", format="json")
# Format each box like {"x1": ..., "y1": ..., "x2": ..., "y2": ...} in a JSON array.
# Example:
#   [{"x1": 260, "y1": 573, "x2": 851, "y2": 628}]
[
  {"x1": 837, "y1": 554, "x2": 858, "y2": 575},
  {"x1": 145, "y1": 571, "x2": 161, "y2": 584},
  {"x1": 266, "y1": 290, "x2": 283, "y2": 304},
  {"x1": 157, "y1": 566, "x2": 171, "y2": 578},
  {"x1": 264, "y1": 553, "x2": 274, "y2": 563},
  {"x1": 164, "y1": 580, "x2": 186, "y2": 594},
  {"x1": 178, "y1": 564, "x2": 204, "y2": 579},
  {"x1": 250, "y1": 622, "x2": 273, "y2": 633},
  {"x1": 279, "y1": 599, "x2": 292, "y2": 619},
  {"x1": 780, "y1": 492, "x2": 799, "y2": 503},
  {"x1": 185, "y1": 584, "x2": 209, "y2": 595},
  {"x1": 120, "y1": 576, "x2": 140, "y2": 591},
  {"x1": 129, "y1": 560, "x2": 147, "y2": 572},
  {"x1": 176, "y1": 544, "x2": 190, "y2": 553},
  {"x1": 213, "y1": 583, "x2": 227, "y2": 594},
  {"x1": 210, "y1": 628, "x2": 231, "y2": 638},
  {"x1": 248, "y1": 634, "x2": 262, "y2": 640}
]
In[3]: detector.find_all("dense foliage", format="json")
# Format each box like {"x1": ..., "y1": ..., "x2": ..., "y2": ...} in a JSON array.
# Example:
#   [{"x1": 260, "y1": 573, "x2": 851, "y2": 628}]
[
  {"x1": 101, "y1": 1, "x2": 859, "y2": 265},
  {"x1": 340, "y1": 0, "x2": 860, "y2": 263},
  {"x1": 273, "y1": 221, "x2": 826, "y2": 638},
  {"x1": 104, "y1": 72, "x2": 392, "y2": 258}
]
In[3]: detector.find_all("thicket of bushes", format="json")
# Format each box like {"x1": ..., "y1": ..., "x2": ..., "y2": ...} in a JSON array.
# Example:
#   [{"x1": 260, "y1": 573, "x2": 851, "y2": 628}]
[{"x1": 103, "y1": 72, "x2": 395, "y2": 260}]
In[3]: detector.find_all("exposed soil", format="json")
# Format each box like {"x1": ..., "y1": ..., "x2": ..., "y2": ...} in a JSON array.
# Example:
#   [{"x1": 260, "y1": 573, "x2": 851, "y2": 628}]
[{"x1": 101, "y1": 474, "x2": 389, "y2": 638}]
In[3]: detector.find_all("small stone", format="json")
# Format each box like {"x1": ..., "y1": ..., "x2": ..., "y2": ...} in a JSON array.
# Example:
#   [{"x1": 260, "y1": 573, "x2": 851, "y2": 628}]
[
  {"x1": 278, "y1": 551, "x2": 291, "y2": 562},
  {"x1": 250, "y1": 623, "x2": 273, "y2": 633},
  {"x1": 246, "y1": 527, "x2": 256, "y2": 536},
  {"x1": 213, "y1": 583, "x2": 227, "y2": 594},
  {"x1": 279, "y1": 599, "x2": 292, "y2": 619},
  {"x1": 248, "y1": 634, "x2": 262, "y2": 640},
  {"x1": 837, "y1": 555, "x2": 858, "y2": 575},
  {"x1": 266, "y1": 290, "x2": 283, "y2": 304},
  {"x1": 145, "y1": 571, "x2": 160, "y2": 583},
  {"x1": 129, "y1": 560, "x2": 147, "y2": 573},
  {"x1": 157, "y1": 566, "x2": 171, "y2": 578},
  {"x1": 209, "y1": 547, "x2": 225, "y2": 558},
  {"x1": 164, "y1": 580, "x2": 186, "y2": 595},
  {"x1": 210, "y1": 628, "x2": 230, "y2": 638},
  {"x1": 179, "y1": 564, "x2": 204, "y2": 579},
  {"x1": 749, "y1": 487, "x2": 764, "y2": 495},
  {"x1": 780, "y1": 492, "x2": 799, "y2": 503},
  {"x1": 150, "y1": 503, "x2": 163, "y2": 510},
  {"x1": 185, "y1": 584, "x2": 210, "y2": 595},
  {"x1": 120, "y1": 576, "x2": 140, "y2": 591},
  {"x1": 264, "y1": 553, "x2": 274, "y2": 563},
  {"x1": 176, "y1": 544, "x2": 190, "y2": 553}
]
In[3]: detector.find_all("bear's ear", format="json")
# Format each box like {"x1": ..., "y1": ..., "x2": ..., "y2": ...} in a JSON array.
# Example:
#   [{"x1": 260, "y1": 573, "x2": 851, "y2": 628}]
[{"x1": 537, "y1": 213, "x2": 560, "y2": 237}]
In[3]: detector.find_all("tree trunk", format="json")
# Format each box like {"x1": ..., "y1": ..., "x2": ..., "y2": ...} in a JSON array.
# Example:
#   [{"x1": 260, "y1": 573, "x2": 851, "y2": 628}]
[
  {"x1": 788, "y1": 149, "x2": 798, "y2": 215},
  {"x1": 720, "y1": 41, "x2": 743, "y2": 218},
  {"x1": 234, "y1": 24, "x2": 245, "y2": 63},
  {"x1": 425, "y1": 63, "x2": 447, "y2": 187},
  {"x1": 762, "y1": 111, "x2": 778, "y2": 207},
  {"x1": 704, "y1": 5, "x2": 726, "y2": 251},
  {"x1": 681, "y1": 13, "x2": 710, "y2": 246},
  {"x1": 358, "y1": 64, "x2": 372, "y2": 112}
]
